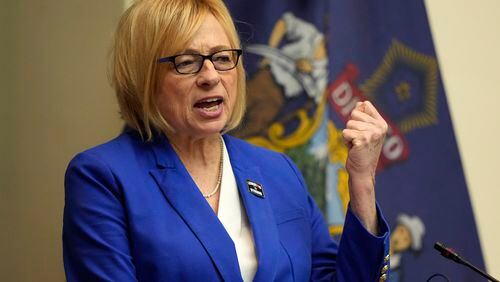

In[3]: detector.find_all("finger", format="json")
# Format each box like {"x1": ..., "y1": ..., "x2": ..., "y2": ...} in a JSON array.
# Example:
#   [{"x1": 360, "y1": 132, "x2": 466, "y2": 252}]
[
  {"x1": 361, "y1": 101, "x2": 384, "y2": 121},
  {"x1": 350, "y1": 109, "x2": 377, "y2": 124},
  {"x1": 342, "y1": 128, "x2": 355, "y2": 142},
  {"x1": 346, "y1": 120, "x2": 373, "y2": 131},
  {"x1": 346, "y1": 101, "x2": 364, "y2": 118},
  {"x1": 352, "y1": 101, "x2": 364, "y2": 113},
  {"x1": 363, "y1": 101, "x2": 388, "y2": 133},
  {"x1": 350, "y1": 103, "x2": 388, "y2": 134},
  {"x1": 344, "y1": 126, "x2": 385, "y2": 147},
  {"x1": 342, "y1": 135, "x2": 353, "y2": 149},
  {"x1": 342, "y1": 129, "x2": 367, "y2": 147},
  {"x1": 342, "y1": 129, "x2": 353, "y2": 148}
]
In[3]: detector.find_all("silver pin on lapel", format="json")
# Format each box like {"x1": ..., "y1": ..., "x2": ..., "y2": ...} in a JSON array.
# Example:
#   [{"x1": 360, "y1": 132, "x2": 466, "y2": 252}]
[{"x1": 247, "y1": 180, "x2": 265, "y2": 198}]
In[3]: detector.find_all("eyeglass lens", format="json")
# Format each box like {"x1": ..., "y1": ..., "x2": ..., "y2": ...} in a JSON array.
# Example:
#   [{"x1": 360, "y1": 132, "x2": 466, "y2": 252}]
[{"x1": 174, "y1": 50, "x2": 239, "y2": 74}]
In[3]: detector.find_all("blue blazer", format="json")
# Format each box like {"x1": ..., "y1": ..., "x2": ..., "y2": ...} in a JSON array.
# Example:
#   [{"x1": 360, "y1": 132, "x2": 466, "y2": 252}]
[{"x1": 63, "y1": 130, "x2": 390, "y2": 281}]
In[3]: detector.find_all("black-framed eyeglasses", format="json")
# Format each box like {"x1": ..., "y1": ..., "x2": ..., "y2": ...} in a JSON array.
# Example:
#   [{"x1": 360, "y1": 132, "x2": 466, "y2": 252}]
[{"x1": 157, "y1": 49, "x2": 242, "y2": 75}]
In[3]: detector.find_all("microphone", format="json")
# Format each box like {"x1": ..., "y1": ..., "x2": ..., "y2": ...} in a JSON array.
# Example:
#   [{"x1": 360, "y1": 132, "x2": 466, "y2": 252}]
[{"x1": 434, "y1": 242, "x2": 499, "y2": 282}]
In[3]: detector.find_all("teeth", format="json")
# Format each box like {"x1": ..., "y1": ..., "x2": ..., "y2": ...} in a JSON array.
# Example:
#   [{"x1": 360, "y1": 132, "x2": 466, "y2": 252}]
[
  {"x1": 203, "y1": 98, "x2": 220, "y2": 103},
  {"x1": 205, "y1": 105, "x2": 218, "y2": 111},
  {"x1": 194, "y1": 97, "x2": 222, "y2": 111}
]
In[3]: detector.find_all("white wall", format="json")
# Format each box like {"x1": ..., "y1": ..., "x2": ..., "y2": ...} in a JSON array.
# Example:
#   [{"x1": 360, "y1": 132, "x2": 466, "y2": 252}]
[{"x1": 425, "y1": 0, "x2": 500, "y2": 277}]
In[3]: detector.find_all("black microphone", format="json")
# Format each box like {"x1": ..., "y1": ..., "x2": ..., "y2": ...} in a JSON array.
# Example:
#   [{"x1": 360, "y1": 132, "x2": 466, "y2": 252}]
[{"x1": 434, "y1": 242, "x2": 499, "y2": 282}]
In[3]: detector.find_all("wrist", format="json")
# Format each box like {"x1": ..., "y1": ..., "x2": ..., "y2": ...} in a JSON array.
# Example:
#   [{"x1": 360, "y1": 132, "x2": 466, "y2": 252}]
[
  {"x1": 348, "y1": 173, "x2": 378, "y2": 234},
  {"x1": 346, "y1": 164, "x2": 376, "y2": 185},
  {"x1": 348, "y1": 172, "x2": 375, "y2": 190},
  {"x1": 348, "y1": 195, "x2": 378, "y2": 234}
]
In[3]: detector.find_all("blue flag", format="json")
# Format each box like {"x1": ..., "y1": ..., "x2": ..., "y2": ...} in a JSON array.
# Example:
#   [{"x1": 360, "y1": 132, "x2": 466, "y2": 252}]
[{"x1": 226, "y1": 0, "x2": 486, "y2": 281}]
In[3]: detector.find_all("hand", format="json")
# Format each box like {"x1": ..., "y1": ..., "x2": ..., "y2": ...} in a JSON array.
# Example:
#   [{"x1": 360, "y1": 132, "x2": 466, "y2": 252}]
[
  {"x1": 343, "y1": 101, "x2": 387, "y2": 179},
  {"x1": 342, "y1": 101, "x2": 388, "y2": 234}
]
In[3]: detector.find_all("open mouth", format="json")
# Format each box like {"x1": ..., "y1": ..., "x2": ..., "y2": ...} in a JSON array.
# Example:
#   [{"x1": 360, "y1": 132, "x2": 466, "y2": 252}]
[{"x1": 194, "y1": 97, "x2": 223, "y2": 112}]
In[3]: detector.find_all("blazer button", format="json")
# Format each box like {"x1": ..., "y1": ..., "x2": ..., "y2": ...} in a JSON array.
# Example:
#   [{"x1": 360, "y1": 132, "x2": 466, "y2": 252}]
[
  {"x1": 383, "y1": 254, "x2": 390, "y2": 263},
  {"x1": 381, "y1": 264, "x2": 389, "y2": 274},
  {"x1": 379, "y1": 273, "x2": 388, "y2": 282}
]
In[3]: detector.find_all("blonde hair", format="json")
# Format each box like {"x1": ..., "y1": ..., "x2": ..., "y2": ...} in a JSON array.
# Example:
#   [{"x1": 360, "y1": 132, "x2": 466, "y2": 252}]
[{"x1": 111, "y1": 0, "x2": 246, "y2": 140}]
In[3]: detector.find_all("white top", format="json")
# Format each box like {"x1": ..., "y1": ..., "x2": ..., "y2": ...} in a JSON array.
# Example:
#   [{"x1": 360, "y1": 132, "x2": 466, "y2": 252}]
[{"x1": 217, "y1": 139, "x2": 258, "y2": 282}]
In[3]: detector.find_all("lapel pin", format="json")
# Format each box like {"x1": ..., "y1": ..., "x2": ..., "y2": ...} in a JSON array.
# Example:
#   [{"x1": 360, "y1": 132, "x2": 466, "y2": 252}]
[{"x1": 247, "y1": 180, "x2": 265, "y2": 198}]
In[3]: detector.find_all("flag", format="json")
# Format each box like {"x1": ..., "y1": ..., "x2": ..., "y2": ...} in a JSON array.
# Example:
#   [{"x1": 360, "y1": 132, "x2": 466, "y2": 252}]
[{"x1": 226, "y1": 0, "x2": 486, "y2": 280}]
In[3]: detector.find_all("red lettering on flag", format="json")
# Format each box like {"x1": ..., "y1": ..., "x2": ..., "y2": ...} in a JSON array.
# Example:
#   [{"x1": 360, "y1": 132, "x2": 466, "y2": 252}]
[{"x1": 327, "y1": 64, "x2": 409, "y2": 171}]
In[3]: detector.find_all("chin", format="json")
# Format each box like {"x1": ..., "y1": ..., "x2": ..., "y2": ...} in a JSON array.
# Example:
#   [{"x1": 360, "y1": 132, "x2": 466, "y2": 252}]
[{"x1": 193, "y1": 122, "x2": 227, "y2": 137}]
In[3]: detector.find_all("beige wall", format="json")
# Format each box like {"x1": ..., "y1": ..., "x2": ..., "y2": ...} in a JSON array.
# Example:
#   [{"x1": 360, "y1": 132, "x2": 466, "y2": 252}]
[
  {"x1": 1, "y1": 1, "x2": 123, "y2": 281},
  {"x1": 1, "y1": 0, "x2": 499, "y2": 281},
  {"x1": 425, "y1": 0, "x2": 500, "y2": 277}
]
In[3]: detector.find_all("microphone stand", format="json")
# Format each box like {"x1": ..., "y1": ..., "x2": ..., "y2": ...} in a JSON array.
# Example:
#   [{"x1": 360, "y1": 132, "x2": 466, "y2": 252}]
[{"x1": 434, "y1": 242, "x2": 499, "y2": 282}]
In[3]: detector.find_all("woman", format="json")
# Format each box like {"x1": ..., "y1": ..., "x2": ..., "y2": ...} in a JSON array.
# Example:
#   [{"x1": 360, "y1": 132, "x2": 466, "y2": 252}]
[{"x1": 63, "y1": 0, "x2": 390, "y2": 281}]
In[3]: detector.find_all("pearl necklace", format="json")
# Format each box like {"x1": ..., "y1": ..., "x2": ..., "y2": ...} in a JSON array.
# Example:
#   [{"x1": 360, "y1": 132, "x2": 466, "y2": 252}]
[{"x1": 203, "y1": 137, "x2": 223, "y2": 199}]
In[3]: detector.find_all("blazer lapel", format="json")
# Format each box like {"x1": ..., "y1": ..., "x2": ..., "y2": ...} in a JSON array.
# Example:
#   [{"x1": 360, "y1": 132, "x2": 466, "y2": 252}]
[
  {"x1": 224, "y1": 135, "x2": 280, "y2": 282},
  {"x1": 149, "y1": 135, "x2": 242, "y2": 282}
]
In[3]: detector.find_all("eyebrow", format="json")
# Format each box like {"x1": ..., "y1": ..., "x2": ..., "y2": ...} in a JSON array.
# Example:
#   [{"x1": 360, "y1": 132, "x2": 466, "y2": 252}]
[{"x1": 182, "y1": 45, "x2": 232, "y2": 54}]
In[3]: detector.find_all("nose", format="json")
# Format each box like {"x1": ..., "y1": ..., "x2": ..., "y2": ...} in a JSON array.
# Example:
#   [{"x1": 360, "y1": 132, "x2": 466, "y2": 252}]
[{"x1": 196, "y1": 59, "x2": 220, "y2": 87}]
